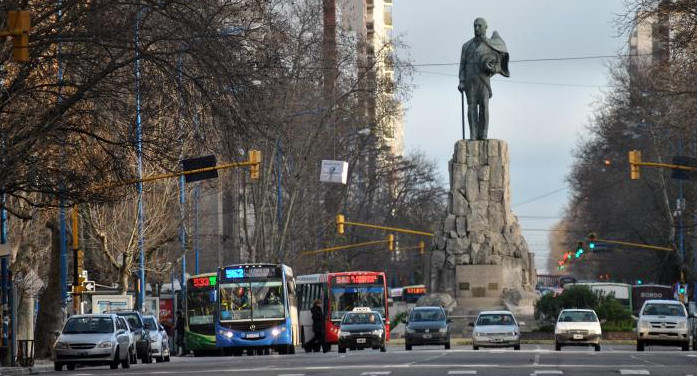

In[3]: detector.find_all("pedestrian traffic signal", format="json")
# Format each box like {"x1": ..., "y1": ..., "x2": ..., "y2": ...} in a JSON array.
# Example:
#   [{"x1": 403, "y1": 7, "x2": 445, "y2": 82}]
[
  {"x1": 336, "y1": 214, "x2": 345, "y2": 235},
  {"x1": 387, "y1": 234, "x2": 394, "y2": 251},
  {"x1": 248, "y1": 150, "x2": 261, "y2": 180},
  {"x1": 7, "y1": 11, "x2": 30, "y2": 62},
  {"x1": 637, "y1": 279, "x2": 643, "y2": 285},
  {"x1": 628, "y1": 150, "x2": 641, "y2": 180}
]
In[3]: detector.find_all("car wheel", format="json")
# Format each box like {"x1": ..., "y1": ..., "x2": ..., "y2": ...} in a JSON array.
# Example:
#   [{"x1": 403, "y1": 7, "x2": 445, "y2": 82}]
[
  {"x1": 66, "y1": 363, "x2": 76, "y2": 371},
  {"x1": 637, "y1": 341, "x2": 644, "y2": 352},
  {"x1": 555, "y1": 342, "x2": 561, "y2": 351},
  {"x1": 380, "y1": 343, "x2": 386, "y2": 353},
  {"x1": 130, "y1": 347, "x2": 137, "y2": 364},
  {"x1": 405, "y1": 344, "x2": 412, "y2": 351},
  {"x1": 514, "y1": 344, "x2": 520, "y2": 350},
  {"x1": 338, "y1": 345, "x2": 346, "y2": 353},
  {"x1": 473, "y1": 345, "x2": 479, "y2": 350},
  {"x1": 445, "y1": 342, "x2": 451, "y2": 350},
  {"x1": 594, "y1": 344, "x2": 601, "y2": 352},
  {"x1": 683, "y1": 342, "x2": 690, "y2": 351},
  {"x1": 110, "y1": 348, "x2": 120, "y2": 369},
  {"x1": 156, "y1": 355, "x2": 163, "y2": 362},
  {"x1": 54, "y1": 362, "x2": 62, "y2": 371}
]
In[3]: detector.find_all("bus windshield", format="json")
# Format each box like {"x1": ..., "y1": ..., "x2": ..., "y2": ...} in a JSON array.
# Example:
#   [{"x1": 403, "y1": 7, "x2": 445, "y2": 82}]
[
  {"x1": 187, "y1": 288, "x2": 216, "y2": 335},
  {"x1": 219, "y1": 280, "x2": 285, "y2": 321},
  {"x1": 330, "y1": 286, "x2": 385, "y2": 320}
]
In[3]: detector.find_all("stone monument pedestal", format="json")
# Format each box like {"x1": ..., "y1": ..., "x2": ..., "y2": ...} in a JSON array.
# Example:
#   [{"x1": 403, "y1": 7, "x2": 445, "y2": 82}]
[{"x1": 429, "y1": 140, "x2": 536, "y2": 316}]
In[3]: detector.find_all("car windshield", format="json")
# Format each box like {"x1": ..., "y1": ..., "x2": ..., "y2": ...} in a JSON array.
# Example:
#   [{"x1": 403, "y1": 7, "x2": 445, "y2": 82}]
[
  {"x1": 119, "y1": 313, "x2": 143, "y2": 329},
  {"x1": 410, "y1": 309, "x2": 445, "y2": 322},
  {"x1": 642, "y1": 304, "x2": 685, "y2": 317},
  {"x1": 342, "y1": 312, "x2": 380, "y2": 325},
  {"x1": 143, "y1": 317, "x2": 157, "y2": 329},
  {"x1": 476, "y1": 313, "x2": 515, "y2": 326},
  {"x1": 64, "y1": 317, "x2": 113, "y2": 334},
  {"x1": 558, "y1": 311, "x2": 598, "y2": 323}
]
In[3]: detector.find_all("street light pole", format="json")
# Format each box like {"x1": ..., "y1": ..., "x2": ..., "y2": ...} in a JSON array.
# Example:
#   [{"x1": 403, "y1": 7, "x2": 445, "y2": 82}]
[{"x1": 134, "y1": 8, "x2": 145, "y2": 310}]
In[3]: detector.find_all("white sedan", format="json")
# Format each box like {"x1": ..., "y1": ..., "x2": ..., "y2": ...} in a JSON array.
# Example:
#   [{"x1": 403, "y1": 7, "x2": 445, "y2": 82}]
[{"x1": 143, "y1": 315, "x2": 171, "y2": 362}]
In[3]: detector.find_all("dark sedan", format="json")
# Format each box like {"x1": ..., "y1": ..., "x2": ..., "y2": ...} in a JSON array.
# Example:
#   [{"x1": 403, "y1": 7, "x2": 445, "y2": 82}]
[
  {"x1": 404, "y1": 306, "x2": 450, "y2": 350},
  {"x1": 337, "y1": 308, "x2": 386, "y2": 353}
]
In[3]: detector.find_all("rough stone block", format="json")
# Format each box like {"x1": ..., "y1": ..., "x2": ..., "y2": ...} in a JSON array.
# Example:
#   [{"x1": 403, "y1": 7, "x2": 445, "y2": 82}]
[
  {"x1": 488, "y1": 140, "x2": 500, "y2": 156},
  {"x1": 478, "y1": 166, "x2": 490, "y2": 181},
  {"x1": 456, "y1": 216, "x2": 467, "y2": 236},
  {"x1": 444, "y1": 214, "x2": 456, "y2": 231}
]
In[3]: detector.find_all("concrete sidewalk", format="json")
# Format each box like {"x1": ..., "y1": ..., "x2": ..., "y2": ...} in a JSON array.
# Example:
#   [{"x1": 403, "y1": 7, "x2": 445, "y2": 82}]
[{"x1": 0, "y1": 359, "x2": 52, "y2": 375}]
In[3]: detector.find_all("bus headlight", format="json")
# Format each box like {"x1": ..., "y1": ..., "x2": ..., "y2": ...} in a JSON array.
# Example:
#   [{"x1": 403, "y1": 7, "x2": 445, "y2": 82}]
[{"x1": 271, "y1": 329, "x2": 280, "y2": 337}]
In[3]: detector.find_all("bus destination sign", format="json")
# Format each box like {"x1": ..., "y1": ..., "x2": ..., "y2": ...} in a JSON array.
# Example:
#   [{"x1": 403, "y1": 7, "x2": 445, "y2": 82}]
[
  {"x1": 332, "y1": 274, "x2": 382, "y2": 285},
  {"x1": 405, "y1": 286, "x2": 426, "y2": 295},
  {"x1": 192, "y1": 276, "x2": 217, "y2": 288},
  {"x1": 223, "y1": 266, "x2": 280, "y2": 280}
]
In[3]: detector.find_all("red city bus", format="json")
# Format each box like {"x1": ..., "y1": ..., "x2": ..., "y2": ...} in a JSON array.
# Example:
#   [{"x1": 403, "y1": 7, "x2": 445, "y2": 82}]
[{"x1": 296, "y1": 271, "x2": 389, "y2": 352}]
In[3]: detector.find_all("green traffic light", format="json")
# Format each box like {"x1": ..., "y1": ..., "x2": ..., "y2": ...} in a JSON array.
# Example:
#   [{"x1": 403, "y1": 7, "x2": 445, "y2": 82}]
[
  {"x1": 589, "y1": 242, "x2": 595, "y2": 250},
  {"x1": 637, "y1": 279, "x2": 642, "y2": 285}
]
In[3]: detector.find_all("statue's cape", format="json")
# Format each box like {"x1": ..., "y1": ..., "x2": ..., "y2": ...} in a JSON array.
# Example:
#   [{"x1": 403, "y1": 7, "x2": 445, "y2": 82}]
[{"x1": 483, "y1": 31, "x2": 510, "y2": 77}]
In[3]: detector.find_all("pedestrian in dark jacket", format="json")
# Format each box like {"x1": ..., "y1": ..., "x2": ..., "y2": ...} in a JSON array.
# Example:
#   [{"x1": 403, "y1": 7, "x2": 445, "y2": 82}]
[
  {"x1": 175, "y1": 310, "x2": 185, "y2": 356},
  {"x1": 306, "y1": 299, "x2": 326, "y2": 352}
]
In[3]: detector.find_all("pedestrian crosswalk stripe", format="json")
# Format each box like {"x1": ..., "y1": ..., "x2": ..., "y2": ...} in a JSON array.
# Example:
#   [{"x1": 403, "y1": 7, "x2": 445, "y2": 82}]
[
  {"x1": 619, "y1": 371, "x2": 650, "y2": 375},
  {"x1": 278, "y1": 374, "x2": 305, "y2": 376},
  {"x1": 531, "y1": 371, "x2": 563, "y2": 375},
  {"x1": 360, "y1": 373, "x2": 391, "y2": 376},
  {"x1": 447, "y1": 371, "x2": 477, "y2": 375}
]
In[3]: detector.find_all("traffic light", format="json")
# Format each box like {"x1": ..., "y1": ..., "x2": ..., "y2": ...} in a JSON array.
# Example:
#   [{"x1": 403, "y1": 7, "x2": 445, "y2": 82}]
[
  {"x1": 8, "y1": 11, "x2": 30, "y2": 62},
  {"x1": 387, "y1": 234, "x2": 394, "y2": 251},
  {"x1": 588, "y1": 233, "x2": 596, "y2": 251},
  {"x1": 628, "y1": 150, "x2": 641, "y2": 180},
  {"x1": 336, "y1": 214, "x2": 345, "y2": 235},
  {"x1": 575, "y1": 242, "x2": 584, "y2": 258},
  {"x1": 636, "y1": 279, "x2": 643, "y2": 285},
  {"x1": 248, "y1": 150, "x2": 261, "y2": 180},
  {"x1": 418, "y1": 241, "x2": 425, "y2": 255}
]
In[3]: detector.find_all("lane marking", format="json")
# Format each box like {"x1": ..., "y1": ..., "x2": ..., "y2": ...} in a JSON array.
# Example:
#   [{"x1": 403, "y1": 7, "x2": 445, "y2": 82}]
[
  {"x1": 360, "y1": 372, "x2": 392, "y2": 375},
  {"x1": 531, "y1": 372, "x2": 563, "y2": 375},
  {"x1": 533, "y1": 354, "x2": 540, "y2": 366},
  {"x1": 278, "y1": 374, "x2": 305, "y2": 376},
  {"x1": 620, "y1": 371, "x2": 650, "y2": 375},
  {"x1": 447, "y1": 371, "x2": 477, "y2": 375}
]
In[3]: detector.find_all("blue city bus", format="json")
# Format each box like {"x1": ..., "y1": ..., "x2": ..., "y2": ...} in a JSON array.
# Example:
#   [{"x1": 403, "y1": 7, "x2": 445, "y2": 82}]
[{"x1": 215, "y1": 263, "x2": 299, "y2": 356}]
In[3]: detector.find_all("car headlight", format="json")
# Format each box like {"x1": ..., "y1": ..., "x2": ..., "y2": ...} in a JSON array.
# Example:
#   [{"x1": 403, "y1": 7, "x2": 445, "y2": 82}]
[
  {"x1": 54, "y1": 342, "x2": 68, "y2": 349},
  {"x1": 554, "y1": 328, "x2": 566, "y2": 335},
  {"x1": 677, "y1": 321, "x2": 687, "y2": 329},
  {"x1": 438, "y1": 327, "x2": 448, "y2": 333},
  {"x1": 97, "y1": 341, "x2": 113, "y2": 348},
  {"x1": 271, "y1": 328, "x2": 280, "y2": 337},
  {"x1": 339, "y1": 331, "x2": 351, "y2": 338},
  {"x1": 406, "y1": 328, "x2": 415, "y2": 334},
  {"x1": 638, "y1": 320, "x2": 650, "y2": 330},
  {"x1": 371, "y1": 329, "x2": 384, "y2": 336}
]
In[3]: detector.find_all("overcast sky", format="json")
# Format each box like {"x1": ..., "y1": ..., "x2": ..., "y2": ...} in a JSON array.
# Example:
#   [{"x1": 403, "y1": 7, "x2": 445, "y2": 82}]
[{"x1": 392, "y1": 1, "x2": 630, "y2": 274}]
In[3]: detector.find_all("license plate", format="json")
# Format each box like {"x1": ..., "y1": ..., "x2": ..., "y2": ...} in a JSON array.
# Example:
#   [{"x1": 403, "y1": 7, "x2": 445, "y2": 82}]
[
  {"x1": 573, "y1": 334, "x2": 583, "y2": 340},
  {"x1": 423, "y1": 334, "x2": 432, "y2": 339},
  {"x1": 78, "y1": 352, "x2": 89, "y2": 356},
  {"x1": 356, "y1": 338, "x2": 366, "y2": 344},
  {"x1": 490, "y1": 338, "x2": 503, "y2": 343},
  {"x1": 246, "y1": 333, "x2": 260, "y2": 339}
]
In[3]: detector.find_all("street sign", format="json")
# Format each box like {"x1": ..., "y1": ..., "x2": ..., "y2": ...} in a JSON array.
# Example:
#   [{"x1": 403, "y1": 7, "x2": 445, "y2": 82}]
[
  {"x1": 182, "y1": 155, "x2": 218, "y2": 182},
  {"x1": 320, "y1": 160, "x2": 348, "y2": 184},
  {"x1": 82, "y1": 280, "x2": 95, "y2": 292}
]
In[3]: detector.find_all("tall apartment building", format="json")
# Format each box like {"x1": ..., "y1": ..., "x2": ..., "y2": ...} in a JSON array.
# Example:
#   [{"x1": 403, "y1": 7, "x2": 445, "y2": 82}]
[{"x1": 337, "y1": 0, "x2": 404, "y2": 158}]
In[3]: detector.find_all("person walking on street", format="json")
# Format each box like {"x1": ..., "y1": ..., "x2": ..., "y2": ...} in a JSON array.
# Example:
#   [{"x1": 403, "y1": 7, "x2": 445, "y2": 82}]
[
  {"x1": 306, "y1": 299, "x2": 327, "y2": 352},
  {"x1": 176, "y1": 310, "x2": 185, "y2": 356}
]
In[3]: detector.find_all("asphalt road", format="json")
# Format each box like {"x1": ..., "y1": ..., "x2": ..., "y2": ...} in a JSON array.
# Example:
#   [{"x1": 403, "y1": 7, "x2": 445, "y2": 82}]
[{"x1": 38, "y1": 344, "x2": 697, "y2": 376}]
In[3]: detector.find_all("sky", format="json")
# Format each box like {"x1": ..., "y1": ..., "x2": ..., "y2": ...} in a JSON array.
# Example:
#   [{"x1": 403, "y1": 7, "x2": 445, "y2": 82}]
[{"x1": 391, "y1": 1, "x2": 630, "y2": 274}]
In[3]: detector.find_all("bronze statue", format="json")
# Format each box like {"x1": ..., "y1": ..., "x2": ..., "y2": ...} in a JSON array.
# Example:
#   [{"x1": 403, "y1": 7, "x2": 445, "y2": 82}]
[{"x1": 458, "y1": 17, "x2": 509, "y2": 140}]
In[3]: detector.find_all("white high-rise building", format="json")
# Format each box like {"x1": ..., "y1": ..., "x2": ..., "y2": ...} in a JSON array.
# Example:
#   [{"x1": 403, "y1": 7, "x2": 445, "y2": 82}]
[{"x1": 338, "y1": 0, "x2": 404, "y2": 158}]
